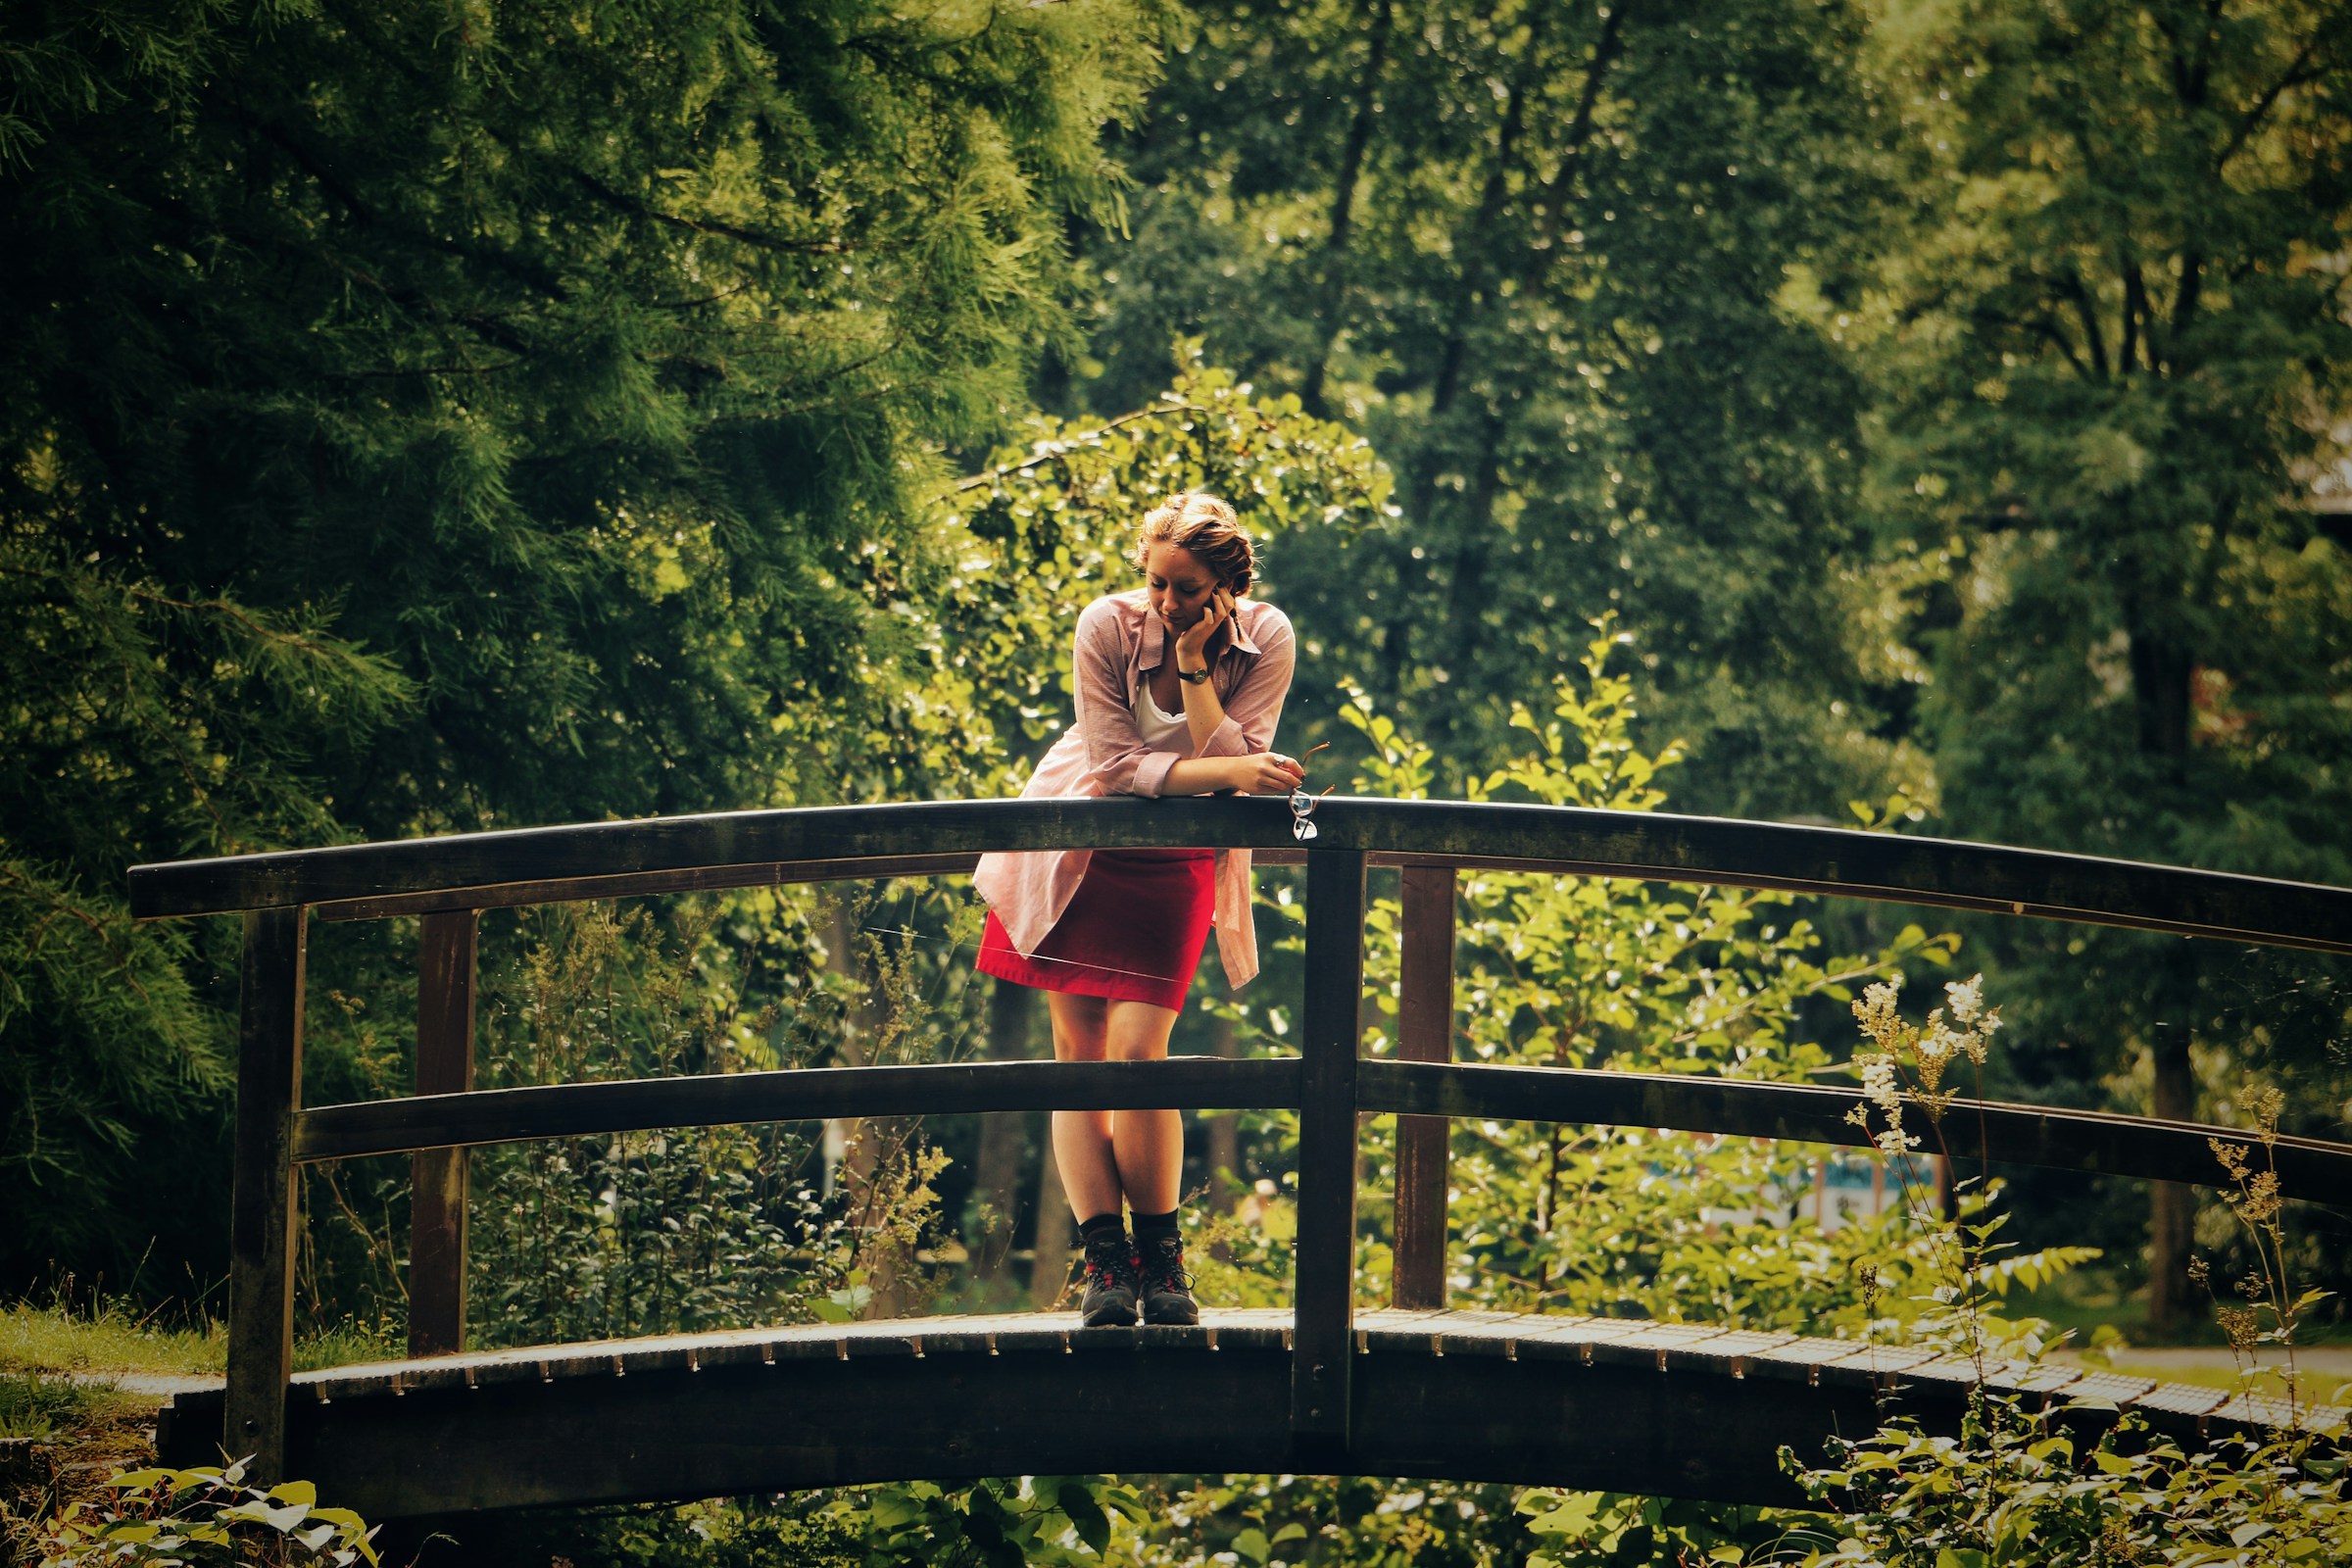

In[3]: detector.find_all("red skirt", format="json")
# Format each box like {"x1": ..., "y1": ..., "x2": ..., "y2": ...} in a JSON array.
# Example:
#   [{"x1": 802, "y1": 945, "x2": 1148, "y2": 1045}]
[{"x1": 975, "y1": 848, "x2": 1215, "y2": 1011}]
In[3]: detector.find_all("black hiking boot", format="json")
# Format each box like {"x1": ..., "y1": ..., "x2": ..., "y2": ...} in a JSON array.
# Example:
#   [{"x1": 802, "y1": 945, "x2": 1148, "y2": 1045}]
[
  {"x1": 1137, "y1": 1232, "x2": 1200, "y2": 1326},
  {"x1": 1078, "y1": 1229, "x2": 1141, "y2": 1327}
]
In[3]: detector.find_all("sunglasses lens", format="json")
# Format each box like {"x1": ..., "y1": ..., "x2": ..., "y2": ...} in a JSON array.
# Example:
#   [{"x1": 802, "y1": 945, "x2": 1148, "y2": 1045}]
[{"x1": 1292, "y1": 816, "x2": 1318, "y2": 842}]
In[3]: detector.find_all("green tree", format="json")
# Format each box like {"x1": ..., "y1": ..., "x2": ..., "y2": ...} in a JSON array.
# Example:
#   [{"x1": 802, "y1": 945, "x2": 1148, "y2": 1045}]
[
  {"x1": 1063, "y1": 0, "x2": 1918, "y2": 817},
  {"x1": 0, "y1": 0, "x2": 1154, "y2": 1285},
  {"x1": 1844, "y1": 0, "x2": 2352, "y2": 1328},
  {"x1": 1162, "y1": 633, "x2": 2097, "y2": 1568}
]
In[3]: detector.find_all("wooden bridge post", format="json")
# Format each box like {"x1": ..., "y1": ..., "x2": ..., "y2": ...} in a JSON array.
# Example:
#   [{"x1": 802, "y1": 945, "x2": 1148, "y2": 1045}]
[
  {"x1": 224, "y1": 906, "x2": 307, "y2": 1483},
  {"x1": 1392, "y1": 865, "x2": 1454, "y2": 1309},
  {"x1": 409, "y1": 909, "x2": 478, "y2": 1358},
  {"x1": 1293, "y1": 848, "x2": 1366, "y2": 1462}
]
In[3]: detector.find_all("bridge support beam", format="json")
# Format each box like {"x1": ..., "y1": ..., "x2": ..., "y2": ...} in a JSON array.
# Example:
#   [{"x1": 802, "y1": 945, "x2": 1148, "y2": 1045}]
[
  {"x1": 409, "y1": 909, "x2": 479, "y2": 1358},
  {"x1": 1292, "y1": 849, "x2": 1365, "y2": 1459},
  {"x1": 225, "y1": 906, "x2": 307, "y2": 1483},
  {"x1": 1392, "y1": 866, "x2": 1454, "y2": 1309}
]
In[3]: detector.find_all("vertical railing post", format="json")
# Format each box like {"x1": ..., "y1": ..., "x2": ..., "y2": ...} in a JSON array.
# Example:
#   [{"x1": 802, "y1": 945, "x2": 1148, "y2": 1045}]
[
  {"x1": 1392, "y1": 865, "x2": 1455, "y2": 1309},
  {"x1": 1292, "y1": 848, "x2": 1366, "y2": 1464},
  {"x1": 409, "y1": 908, "x2": 479, "y2": 1358},
  {"x1": 225, "y1": 906, "x2": 307, "y2": 1482}
]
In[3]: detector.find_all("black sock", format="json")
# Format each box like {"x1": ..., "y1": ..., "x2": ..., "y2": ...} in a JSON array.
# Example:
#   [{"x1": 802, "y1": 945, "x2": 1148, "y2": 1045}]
[
  {"x1": 1079, "y1": 1212, "x2": 1125, "y2": 1245},
  {"x1": 1131, "y1": 1208, "x2": 1180, "y2": 1245}
]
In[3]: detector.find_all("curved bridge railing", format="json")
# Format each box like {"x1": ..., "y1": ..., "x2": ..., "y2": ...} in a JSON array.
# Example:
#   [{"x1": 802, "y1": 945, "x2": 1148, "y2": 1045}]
[{"x1": 127, "y1": 797, "x2": 2352, "y2": 1489}]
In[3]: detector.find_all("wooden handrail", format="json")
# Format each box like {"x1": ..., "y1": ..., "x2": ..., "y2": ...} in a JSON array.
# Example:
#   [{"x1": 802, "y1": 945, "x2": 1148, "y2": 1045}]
[
  {"x1": 293, "y1": 1057, "x2": 1306, "y2": 1162},
  {"x1": 280, "y1": 1054, "x2": 2351, "y2": 1203},
  {"x1": 1357, "y1": 1060, "x2": 2352, "y2": 1208},
  {"x1": 130, "y1": 796, "x2": 2352, "y2": 953}
]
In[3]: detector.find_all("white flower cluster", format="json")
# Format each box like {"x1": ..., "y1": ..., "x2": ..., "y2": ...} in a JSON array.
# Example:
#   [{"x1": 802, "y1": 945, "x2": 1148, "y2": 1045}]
[
  {"x1": 1855, "y1": 1051, "x2": 1916, "y2": 1154},
  {"x1": 1845, "y1": 971, "x2": 2003, "y2": 1156}
]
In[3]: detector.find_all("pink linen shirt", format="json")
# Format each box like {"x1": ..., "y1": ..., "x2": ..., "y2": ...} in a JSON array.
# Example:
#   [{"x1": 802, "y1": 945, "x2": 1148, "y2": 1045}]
[{"x1": 972, "y1": 589, "x2": 1296, "y2": 989}]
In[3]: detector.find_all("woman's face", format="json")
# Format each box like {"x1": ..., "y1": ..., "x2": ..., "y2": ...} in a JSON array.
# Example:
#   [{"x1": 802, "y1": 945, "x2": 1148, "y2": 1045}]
[{"x1": 1144, "y1": 542, "x2": 1220, "y2": 631}]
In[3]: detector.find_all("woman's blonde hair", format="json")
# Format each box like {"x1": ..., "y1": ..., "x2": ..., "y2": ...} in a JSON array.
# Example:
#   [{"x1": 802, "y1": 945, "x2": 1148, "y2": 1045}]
[{"x1": 1130, "y1": 492, "x2": 1256, "y2": 595}]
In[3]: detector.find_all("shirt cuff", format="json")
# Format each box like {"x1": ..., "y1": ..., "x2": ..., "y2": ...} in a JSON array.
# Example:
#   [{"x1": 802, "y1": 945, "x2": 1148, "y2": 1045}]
[{"x1": 1131, "y1": 750, "x2": 1177, "y2": 799}]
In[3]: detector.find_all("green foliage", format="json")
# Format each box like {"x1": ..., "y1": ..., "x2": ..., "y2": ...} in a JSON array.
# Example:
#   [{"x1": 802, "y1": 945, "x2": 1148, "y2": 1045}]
[
  {"x1": 0, "y1": 0, "x2": 1161, "y2": 1287},
  {"x1": 1789, "y1": 1404, "x2": 2352, "y2": 1567},
  {"x1": 1073, "y1": 0, "x2": 1914, "y2": 816},
  {"x1": 1145, "y1": 1474, "x2": 1529, "y2": 1568},
  {"x1": 826, "y1": 1477, "x2": 1148, "y2": 1568},
  {"x1": 909, "y1": 351, "x2": 1395, "y2": 788},
  {"x1": 1519, "y1": 1490, "x2": 1788, "y2": 1568},
  {"x1": 1843, "y1": 0, "x2": 2352, "y2": 1312},
  {"x1": 29, "y1": 1463, "x2": 379, "y2": 1568},
  {"x1": 1164, "y1": 633, "x2": 2111, "y2": 1567},
  {"x1": 1324, "y1": 625, "x2": 2000, "y2": 1337},
  {"x1": 0, "y1": 560, "x2": 401, "y2": 1265},
  {"x1": 460, "y1": 1479, "x2": 1148, "y2": 1568},
  {"x1": 290, "y1": 894, "x2": 960, "y2": 1347},
  {"x1": 0, "y1": 1370, "x2": 104, "y2": 1442},
  {"x1": 459, "y1": 903, "x2": 857, "y2": 1346}
]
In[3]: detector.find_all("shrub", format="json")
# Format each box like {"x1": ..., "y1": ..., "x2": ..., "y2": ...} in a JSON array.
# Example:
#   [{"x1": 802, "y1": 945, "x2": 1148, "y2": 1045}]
[{"x1": 31, "y1": 1462, "x2": 378, "y2": 1567}]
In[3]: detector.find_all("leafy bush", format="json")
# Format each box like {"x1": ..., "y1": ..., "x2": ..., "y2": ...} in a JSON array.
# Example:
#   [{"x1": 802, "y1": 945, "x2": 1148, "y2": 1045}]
[
  {"x1": 29, "y1": 1463, "x2": 377, "y2": 1567},
  {"x1": 1789, "y1": 1405, "x2": 2349, "y2": 1568},
  {"x1": 1779, "y1": 1075, "x2": 2351, "y2": 1566}
]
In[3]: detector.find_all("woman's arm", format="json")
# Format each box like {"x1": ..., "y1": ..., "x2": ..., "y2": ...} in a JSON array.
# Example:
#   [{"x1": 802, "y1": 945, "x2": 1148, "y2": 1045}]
[
  {"x1": 1071, "y1": 595, "x2": 1301, "y2": 798},
  {"x1": 1163, "y1": 605, "x2": 1299, "y2": 796},
  {"x1": 1172, "y1": 589, "x2": 1238, "y2": 757},
  {"x1": 1071, "y1": 598, "x2": 1185, "y2": 798}
]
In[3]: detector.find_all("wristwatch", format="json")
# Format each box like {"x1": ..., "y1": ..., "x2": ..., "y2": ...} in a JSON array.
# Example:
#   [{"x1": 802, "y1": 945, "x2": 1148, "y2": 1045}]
[{"x1": 1177, "y1": 664, "x2": 1212, "y2": 684}]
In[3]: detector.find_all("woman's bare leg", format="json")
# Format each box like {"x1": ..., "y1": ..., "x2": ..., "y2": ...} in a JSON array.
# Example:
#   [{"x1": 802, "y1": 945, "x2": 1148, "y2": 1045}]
[
  {"x1": 1046, "y1": 993, "x2": 1124, "y2": 1221},
  {"x1": 1104, "y1": 999, "x2": 1184, "y2": 1214}
]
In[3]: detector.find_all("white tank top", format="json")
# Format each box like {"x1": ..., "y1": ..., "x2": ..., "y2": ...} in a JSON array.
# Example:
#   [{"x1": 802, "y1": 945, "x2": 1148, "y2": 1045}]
[{"x1": 1135, "y1": 682, "x2": 1188, "y2": 751}]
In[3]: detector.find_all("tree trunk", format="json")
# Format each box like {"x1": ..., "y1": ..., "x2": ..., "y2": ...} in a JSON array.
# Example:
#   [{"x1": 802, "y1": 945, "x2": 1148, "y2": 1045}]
[
  {"x1": 1401, "y1": 7, "x2": 1551, "y2": 528},
  {"x1": 1300, "y1": 0, "x2": 1395, "y2": 416},
  {"x1": 969, "y1": 979, "x2": 1039, "y2": 1283},
  {"x1": 2125, "y1": 597, "x2": 2199, "y2": 1333},
  {"x1": 2145, "y1": 1027, "x2": 2199, "y2": 1334},
  {"x1": 1030, "y1": 1134, "x2": 1076, "y2": 1309},
  {"x1": 2143, "y1": 940, "x2": 2203, "y2": 1335},
  {"x1": 1205, "y1": 1010, "x2": 1243, "y2": 1209},
  {"x1": 2128, "y1": 621, "x2": 2194, "y2": 784}
]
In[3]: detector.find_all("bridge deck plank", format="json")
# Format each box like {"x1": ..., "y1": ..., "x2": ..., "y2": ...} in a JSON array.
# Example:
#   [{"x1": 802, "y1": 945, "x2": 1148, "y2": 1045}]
[{"x1": 157, "y1": 1307, "x2": 2344, "y2": 1524}]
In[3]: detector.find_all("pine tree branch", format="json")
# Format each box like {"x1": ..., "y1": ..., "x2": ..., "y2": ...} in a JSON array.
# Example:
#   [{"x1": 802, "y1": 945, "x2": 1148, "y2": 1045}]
[{"x1": 569, "y1": 169, "x2": 855, "y2": 256}]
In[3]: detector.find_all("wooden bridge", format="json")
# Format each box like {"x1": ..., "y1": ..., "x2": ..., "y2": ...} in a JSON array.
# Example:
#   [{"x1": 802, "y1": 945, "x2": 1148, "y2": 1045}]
[{"x1": 127, "y1": 798, "x2": 2352, "y2": 1518}]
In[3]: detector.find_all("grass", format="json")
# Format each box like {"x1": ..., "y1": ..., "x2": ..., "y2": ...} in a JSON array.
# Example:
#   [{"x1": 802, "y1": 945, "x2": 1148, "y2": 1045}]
[
  {"x1": 0, "y1": 1298, "x2": 223, "y2": 1380},
  {"x1": 2087, "y1": 1358, "x2": 2349, "y2": 1399},
  {"x1": 2007, "y1": 1266, "x2": 2256, "y2": 1349},
  {"x1": 291, "y1": 1317, "x2": 405, "y2": 1372},
  {"x1": 2, "y1": 1296, "x2": 407, "y2": 1388},
  {"x1": 0, "y1": 1371, "x2": 121, "y2": 1441}
]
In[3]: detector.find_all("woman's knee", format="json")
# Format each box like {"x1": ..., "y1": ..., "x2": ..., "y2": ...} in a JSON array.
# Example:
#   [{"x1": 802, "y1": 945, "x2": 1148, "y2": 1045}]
[
  {"x1": 1102, "y1": 1002, "x2": 1179, "y2": 1062},
  {"x1": 1049, "y1": 994, "x2": 1109, "y2": 1060}
]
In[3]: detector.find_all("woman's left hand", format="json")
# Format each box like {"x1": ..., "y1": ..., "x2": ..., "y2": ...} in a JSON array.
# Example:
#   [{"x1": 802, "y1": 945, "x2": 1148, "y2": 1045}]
[{"x1": 1176, "y1": 588, "x2": 1234, "y2": 663}]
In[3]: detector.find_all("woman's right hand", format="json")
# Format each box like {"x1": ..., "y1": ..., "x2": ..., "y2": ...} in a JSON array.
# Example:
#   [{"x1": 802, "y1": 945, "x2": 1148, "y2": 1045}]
[{"x1": 1229, "y1": 752, "x2": 1307, "y2": 796}]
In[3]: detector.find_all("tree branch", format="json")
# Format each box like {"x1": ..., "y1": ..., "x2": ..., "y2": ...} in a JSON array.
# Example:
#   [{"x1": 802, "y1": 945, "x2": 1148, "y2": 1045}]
[
  {"x1": 2215, "y1": 31, "x2": 2333, "y2": 172},
  {"x1": 568, "y1": 170, "x2": 855, "y2": 256},
  {"x1": 951, "y1": 404, "x2": 1210, "y2": 492},
  {"x1": 2057, "y1": 270, "x2": 2111, "y2": 379},
  {"x1": 2121, "y1": 255, "x2": 2148, "y2": 375}
]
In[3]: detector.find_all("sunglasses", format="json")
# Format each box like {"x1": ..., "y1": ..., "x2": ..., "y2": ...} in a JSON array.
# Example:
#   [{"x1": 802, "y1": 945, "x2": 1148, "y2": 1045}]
[
  {"x1": 1275, "y1": 743, "x2": 1334, "y2": 840},
  {"x1": 1289, "y1": 784, "x2": 1336, "y2": 842}
]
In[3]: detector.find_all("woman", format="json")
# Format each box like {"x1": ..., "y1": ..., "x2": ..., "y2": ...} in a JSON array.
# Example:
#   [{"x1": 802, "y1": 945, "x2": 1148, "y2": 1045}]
[{"x1": 972, "y1": 492, "x2": 1305, "y2": 1327}]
